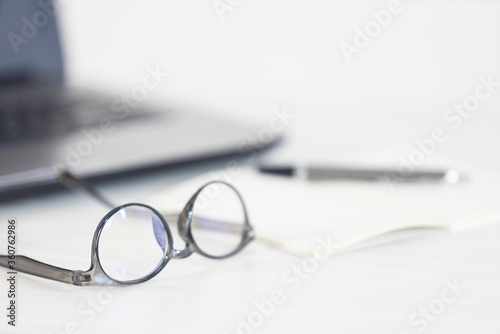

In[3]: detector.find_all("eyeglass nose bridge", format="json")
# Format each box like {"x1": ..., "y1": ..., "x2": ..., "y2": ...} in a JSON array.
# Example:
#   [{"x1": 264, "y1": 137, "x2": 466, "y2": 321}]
[
  {"x1": 172, "y1": 245, "x2": 194, "y2": 259},
  {"x1": 172, "y1": 197, "x2": 197, "y2": 259}
]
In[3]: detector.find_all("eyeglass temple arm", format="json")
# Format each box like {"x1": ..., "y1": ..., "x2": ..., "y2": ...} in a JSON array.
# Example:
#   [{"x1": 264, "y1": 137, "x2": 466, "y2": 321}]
[
  {"x1": 0, "y1": 255, "x2": 80, "y2": 285},
  {"x1": 0, "y1": 171, "x2": 108, "y2": 286},
  {"x1": 57, "y1": 170, "x2": 115, "y2": 209},
  {"x1": 59, "y1": 171, "x2": 251, "y2": 233},
  {"x1": 163, "y1": 214, "x2": 253, "y2": 235}
]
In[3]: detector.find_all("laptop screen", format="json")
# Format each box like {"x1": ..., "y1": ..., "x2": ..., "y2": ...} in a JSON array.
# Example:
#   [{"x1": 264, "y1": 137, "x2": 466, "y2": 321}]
[{"x1": 0, "y1": 0, "x2": 64, "y2": 86}]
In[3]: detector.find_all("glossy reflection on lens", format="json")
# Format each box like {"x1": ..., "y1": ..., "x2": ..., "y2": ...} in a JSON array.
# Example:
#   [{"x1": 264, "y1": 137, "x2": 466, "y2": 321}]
[
  {"x1": 98, "y1": 205, "x2": 168, "y2": 281},
  {"x1": 191, "y1": 183, "x2": 246, "y2": 257}
]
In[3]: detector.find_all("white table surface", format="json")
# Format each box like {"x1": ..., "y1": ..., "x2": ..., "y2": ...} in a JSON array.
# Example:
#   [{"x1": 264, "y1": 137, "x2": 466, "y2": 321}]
[
  {"x1": 0, "y1": 163, "x2": 499, "y2": 334},
  {"x1": 1, "y1": 1, "x2": 500, "y2": 333}
]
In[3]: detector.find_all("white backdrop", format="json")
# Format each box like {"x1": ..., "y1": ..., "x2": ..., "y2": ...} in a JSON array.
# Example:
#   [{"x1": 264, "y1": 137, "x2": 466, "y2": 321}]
[{"x1": 60, "y1": 0, "x2": 500, "y2": 172}]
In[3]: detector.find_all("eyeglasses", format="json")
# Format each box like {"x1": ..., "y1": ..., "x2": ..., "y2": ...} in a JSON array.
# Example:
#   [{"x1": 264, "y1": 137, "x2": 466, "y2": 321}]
[{"x1": 0, "y1": 171, "x2": 254, "y2": 286}]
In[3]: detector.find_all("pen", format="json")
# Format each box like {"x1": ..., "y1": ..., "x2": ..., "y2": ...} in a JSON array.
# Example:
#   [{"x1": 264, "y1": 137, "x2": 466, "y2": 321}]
[{"x1": 258, "y1": 165, "x2": 462, "y2": 184}]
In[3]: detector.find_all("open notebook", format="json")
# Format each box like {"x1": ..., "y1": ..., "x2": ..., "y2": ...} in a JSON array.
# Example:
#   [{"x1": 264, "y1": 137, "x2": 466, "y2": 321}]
[{"x1": 144, "y1": 167, "x2": 500, "y2": 257}]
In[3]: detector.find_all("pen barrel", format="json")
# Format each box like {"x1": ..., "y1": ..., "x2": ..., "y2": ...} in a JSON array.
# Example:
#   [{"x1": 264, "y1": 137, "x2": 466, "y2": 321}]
[
  {"x1": 258, "y1": 165, "x2": 458, "y2": 183},
  {"x1": 308, "y1": 168, "x2": 447, "y2": 182}
]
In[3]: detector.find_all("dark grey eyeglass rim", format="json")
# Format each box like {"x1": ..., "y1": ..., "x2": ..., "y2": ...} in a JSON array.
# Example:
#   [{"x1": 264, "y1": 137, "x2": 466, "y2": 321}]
[
  {"x1": 91, "y1": 203, "x2": 174, "y2": 286},
  {"x1": 0, "y1": 171, "x2": 254, "y2": 286},
  {"x1": 179, "y1": 181, "x2": 253, "y2": 260}
]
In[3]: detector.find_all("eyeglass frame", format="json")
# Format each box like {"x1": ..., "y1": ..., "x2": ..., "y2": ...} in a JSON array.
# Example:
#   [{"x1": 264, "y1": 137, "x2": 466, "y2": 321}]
[{"x1": 0, "y1": 171, "x2": 254, "y2": 286}]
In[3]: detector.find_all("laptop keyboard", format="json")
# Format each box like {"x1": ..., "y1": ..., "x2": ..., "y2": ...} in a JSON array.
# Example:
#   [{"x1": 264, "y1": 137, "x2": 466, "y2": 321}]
[{"x1": 0, "y1": 86, "x2": 116, "y2": 141}]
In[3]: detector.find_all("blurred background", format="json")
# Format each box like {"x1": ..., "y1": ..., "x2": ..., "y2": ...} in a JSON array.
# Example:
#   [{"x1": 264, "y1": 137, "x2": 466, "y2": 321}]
[
  {"x1": 59, "y1": 0, "x2": 500, "y2": 172},
  {"x1": 1, "y1": 0, "x2": 500, "y2": 196}
]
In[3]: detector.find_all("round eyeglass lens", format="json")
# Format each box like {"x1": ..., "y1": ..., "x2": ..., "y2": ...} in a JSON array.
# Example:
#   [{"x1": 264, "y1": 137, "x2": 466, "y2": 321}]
[
  {"x1": 190, "y1": 182, "x2": 247, "y2": 257},
  {"x1": 98, "y1": 205, "x2": 169, "y2": 282}
]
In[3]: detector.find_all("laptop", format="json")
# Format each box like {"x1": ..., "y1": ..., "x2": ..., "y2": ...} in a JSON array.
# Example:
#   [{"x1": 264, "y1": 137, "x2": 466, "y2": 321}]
[{"x1": 0, "y1": 1, "x2": 277, "y2": 197}]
